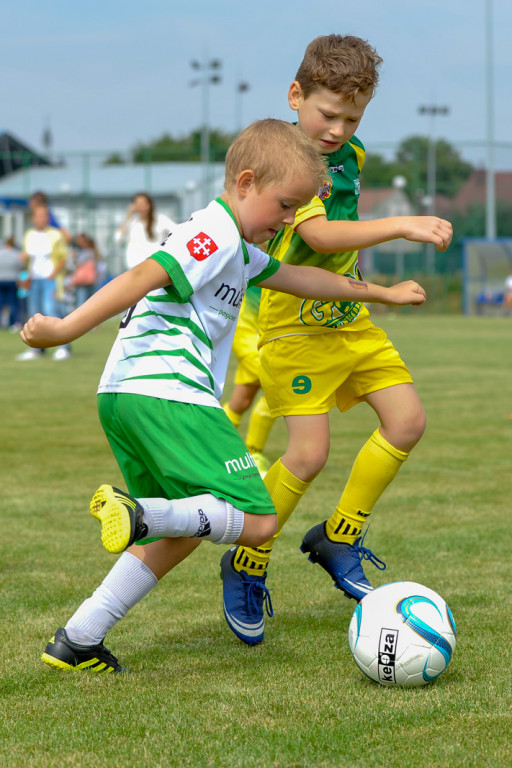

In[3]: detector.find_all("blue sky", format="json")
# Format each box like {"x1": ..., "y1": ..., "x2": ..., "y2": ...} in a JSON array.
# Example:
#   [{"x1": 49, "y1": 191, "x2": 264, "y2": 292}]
[{"x1": 2, "y1": 0, "x2": 511, "y2": 168}]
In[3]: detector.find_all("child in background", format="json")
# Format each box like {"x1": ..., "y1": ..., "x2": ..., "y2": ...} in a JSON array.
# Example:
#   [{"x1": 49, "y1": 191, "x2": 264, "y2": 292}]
[{"x1": 221, "y1": 35, "x2": 453, "y2": 646}]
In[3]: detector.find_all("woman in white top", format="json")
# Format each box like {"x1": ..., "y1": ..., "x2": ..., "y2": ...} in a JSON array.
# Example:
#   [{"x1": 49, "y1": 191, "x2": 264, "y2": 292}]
[{"x1": 116, "y1": 193, "x2": 175, "y2": 270}]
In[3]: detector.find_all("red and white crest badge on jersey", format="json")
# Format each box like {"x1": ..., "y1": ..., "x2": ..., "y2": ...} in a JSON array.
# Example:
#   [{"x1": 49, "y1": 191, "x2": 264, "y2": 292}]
[{"x1": 186, "y1": 232, "x2": 218, "y2": 261}]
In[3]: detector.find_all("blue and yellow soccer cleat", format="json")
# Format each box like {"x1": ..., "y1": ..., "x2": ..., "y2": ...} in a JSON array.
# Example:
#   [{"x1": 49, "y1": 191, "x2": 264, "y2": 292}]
[
  {"x1": 42, "y1": 627, "x2": 128, "y2": 673},
  {"x1": 220, "y1": 547, "x2": 273, "y2": 645},
  {"x1": 300, "y1": 523, "x2": 386, "y2": 601},
  {"x1": 90, "y1": 484, "x2": 148, "y2": 554}
]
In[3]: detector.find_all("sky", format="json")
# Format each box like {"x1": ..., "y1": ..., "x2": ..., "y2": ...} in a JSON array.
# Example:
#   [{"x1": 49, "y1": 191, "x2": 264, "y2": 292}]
[{"x1": 2, "y1": 0, "x2": 512, "y2": 169}]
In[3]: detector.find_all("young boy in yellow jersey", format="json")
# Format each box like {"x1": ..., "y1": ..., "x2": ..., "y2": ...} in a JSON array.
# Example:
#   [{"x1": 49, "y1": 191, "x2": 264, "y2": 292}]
[{"x1": 221, "y1": 35, "x2": 453, "y2": 645}]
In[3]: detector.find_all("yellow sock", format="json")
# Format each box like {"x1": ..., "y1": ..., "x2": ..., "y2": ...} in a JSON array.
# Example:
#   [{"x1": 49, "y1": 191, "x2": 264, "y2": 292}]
[
  {"x1": 245, "y1": 396, "x2": 274, "y2": 455},
  {"x1": 233, "y1": 459, "x2": 311, "y2": 576},
  {"x1": 223, "y1": 402, "x2": 242, "y2": 429},
  {"x1": 326, "y1": 429, "x2": 409, "y2": 544}
]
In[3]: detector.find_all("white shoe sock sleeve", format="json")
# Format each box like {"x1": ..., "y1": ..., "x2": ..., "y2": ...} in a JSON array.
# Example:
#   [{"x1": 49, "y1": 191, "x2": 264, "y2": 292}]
[{"x1": 65, "y1": 552, "x2": 157, "y2": 646}]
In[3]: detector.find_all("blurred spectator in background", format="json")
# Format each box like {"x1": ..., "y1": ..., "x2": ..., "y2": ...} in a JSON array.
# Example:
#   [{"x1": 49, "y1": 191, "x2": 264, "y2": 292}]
[
  {"x1": 0, "y1": 236, "x2": 21, "y2": 331},
  {"x1": 17, "y1": 205, "x2": 70, "y2": 361},
  {"x1": 16, "y1": 262, "x2": 30, "y2": 329},
  {"x1": 29, "y1": 190, "x2": 72, "y2": 244},
  {"x1": 116, "y1": 192, "x2": 175, "y2": 270},
  {"x1": 503, "y1": 272, "x2": 512, "y2": 312},
  {"x1": 71, "y1": 233, "x2": 99, "y2": 307}
]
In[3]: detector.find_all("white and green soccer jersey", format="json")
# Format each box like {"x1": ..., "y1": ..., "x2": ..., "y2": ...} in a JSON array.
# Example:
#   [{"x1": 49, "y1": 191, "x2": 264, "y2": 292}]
[{"x1": 97, "y1": 199, "x2": 279, "y2": 407}]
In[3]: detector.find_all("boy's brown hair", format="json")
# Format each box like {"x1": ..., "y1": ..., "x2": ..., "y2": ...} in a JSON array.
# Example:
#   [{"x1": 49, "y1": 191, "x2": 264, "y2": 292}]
[
  {"x1": 225, "y1": 118, "x2": 327, "y2": 192},
  {"x1": 295, "y1": 34, "x2": 383, "y2": 101}
]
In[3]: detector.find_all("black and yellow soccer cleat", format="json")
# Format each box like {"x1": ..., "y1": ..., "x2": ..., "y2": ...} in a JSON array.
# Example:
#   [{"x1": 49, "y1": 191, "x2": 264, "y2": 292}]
[
  {"x1": 41, "y1": 627, "x2": 128, "y2": 673},
  {"x1": 90, "y1": 484, "x2": 148, "y2": 554}
]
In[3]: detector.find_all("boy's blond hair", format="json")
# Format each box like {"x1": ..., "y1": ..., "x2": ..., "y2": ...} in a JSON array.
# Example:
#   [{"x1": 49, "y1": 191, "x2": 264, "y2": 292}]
[
  {"x1": 295, "y1": 34, "x2": 383, "y2": 100},
  {"x1": 224, "y1": 118, "x2": 327, "y2": 192}
]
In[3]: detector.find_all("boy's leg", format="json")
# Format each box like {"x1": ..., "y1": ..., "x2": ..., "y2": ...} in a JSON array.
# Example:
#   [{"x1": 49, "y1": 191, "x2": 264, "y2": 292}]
[
  {"x1": 244, "y1": 395, "x2": 274, "y2": 476},
  {"x1": 225, "y1": 383, "x2": 260, "y2": 424},
  {"x1": 233, "y1": 413, "x2": 329, "y2": 576},
  {"x1": 326, "y1": 383, "x2": 425, "y2": 544},
  {"x1": 302, "y1": 383, "x2": 425, "y2": 600},
  {"x1": 94, "y1": 395, "x2": 277, "y2": 554},
  {"x1": 42, "y1": 539, "x2": 199, "y2": 673},
  {"x1": 221, "y1": 332, "x2": 341, "y2": 644},
  {"x1": 221, "y1": 414, "x2": 329, "y2": 645},
  {"x1": 91, "y1": 484, "x2": 276, "y2": 553}
]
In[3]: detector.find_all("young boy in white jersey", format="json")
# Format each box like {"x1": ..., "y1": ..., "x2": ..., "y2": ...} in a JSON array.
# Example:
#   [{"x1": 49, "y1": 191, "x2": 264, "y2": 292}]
[
  {"x1": 21, "y1": 119, "x2": 428, "y2": 672},
  {"x1": 221, "y1": 35, "x2": 453, "y2": 646}
]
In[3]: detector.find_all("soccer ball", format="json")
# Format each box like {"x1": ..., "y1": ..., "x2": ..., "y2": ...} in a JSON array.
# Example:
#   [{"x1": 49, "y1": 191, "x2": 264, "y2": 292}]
[{"x1": 348, "y1": 581, "x2": 457, "y2": 687}]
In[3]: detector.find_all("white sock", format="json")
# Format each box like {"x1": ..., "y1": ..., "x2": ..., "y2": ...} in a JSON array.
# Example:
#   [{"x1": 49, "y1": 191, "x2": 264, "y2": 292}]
[
  {"x1": 65, "y1": 552, "x2": 158, "y2": 646},
  {"x1": 139, "y1": 493, "x2": 245, "y2": 544}
]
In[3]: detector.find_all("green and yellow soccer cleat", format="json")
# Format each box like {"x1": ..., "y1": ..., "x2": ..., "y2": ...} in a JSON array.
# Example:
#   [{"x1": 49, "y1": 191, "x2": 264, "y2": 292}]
[
  {"x1": 42, "y1": 628, "x2": 128, "y2": 673},
  {"x1": 90, "y1": 484, "x2": 148, "y2": 554}
]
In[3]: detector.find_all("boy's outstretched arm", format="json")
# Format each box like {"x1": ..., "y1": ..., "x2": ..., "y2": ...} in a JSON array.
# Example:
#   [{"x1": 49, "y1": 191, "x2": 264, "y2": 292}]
[
  {"x1": 259, "y1": 262, "x2": 426, "y2": 306},
  {"x1": 296, "y1": 214, "x2": 453, "y2": 254},
  {"x1": 20, "y1": 259, "x2": 171, "y2": 348}
]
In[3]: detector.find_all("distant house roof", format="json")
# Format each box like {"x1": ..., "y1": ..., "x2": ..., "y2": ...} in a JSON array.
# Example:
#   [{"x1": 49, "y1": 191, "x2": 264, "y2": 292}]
[
  {"x1": 0, "y1": 131, "x2": 50, "y2": 178},
  {"x1": 358, "y1": 185, "x2": 413, "y2": 219},
  {"x1": 358, "y1": 188, "x2": 395, "y2": 217},
  {"x1": 453, "y1": 169, "x2": 512, "y2": 211}
]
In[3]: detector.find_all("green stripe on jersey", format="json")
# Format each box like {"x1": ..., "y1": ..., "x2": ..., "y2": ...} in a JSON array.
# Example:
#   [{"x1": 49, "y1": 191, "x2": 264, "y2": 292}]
[
  {"x1": 125, "y1": 310, "x2": 213, "y2": 349},
  {"x1": 121, "y1": 347, "x2": 215, "y2": 390},
  {"x1": 121, "y1": 372, "x2": 215, "y2": 396}
]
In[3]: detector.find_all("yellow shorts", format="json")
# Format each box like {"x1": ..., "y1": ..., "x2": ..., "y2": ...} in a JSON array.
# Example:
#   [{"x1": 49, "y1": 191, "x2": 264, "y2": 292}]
[
  {"x1": 259, "y1": 325, "x2": 413, "y2": 417},
  {"x1": 232, "y1": 324, "x2": 260, "y2": 386}
]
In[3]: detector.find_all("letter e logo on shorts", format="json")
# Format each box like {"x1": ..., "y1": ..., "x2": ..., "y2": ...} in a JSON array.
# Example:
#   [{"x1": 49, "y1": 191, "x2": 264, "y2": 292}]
[
  {"x1": 186, "y1": 232, "x2": 218, "y2": 261},
  {"x1": 292, "y1": 375, "x2": 312, "y2": 394}
]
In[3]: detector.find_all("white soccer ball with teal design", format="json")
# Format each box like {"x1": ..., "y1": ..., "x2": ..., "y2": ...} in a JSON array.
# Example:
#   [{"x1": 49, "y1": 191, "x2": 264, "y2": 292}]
[{"x1": 348, "y1": 581, "x2": 456, "y2": 687}]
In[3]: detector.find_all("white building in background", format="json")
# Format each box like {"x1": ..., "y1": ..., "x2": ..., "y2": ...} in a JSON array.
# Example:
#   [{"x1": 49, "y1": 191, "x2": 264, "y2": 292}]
[{"x1": 0, "y1": 159, "x2": 225, "y2": 275}]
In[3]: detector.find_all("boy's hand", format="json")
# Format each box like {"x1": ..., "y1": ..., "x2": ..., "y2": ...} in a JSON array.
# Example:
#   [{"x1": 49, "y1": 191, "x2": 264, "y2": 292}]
[
  {"x1": 20, "y1": 314, "x2": 69, "y2": 348},
  {"x1": 401, "y1": 217, "x2": 453, "y2": 251},
  {"x1": 386, "y1": 280, "x2": 426, "y2": 306}
]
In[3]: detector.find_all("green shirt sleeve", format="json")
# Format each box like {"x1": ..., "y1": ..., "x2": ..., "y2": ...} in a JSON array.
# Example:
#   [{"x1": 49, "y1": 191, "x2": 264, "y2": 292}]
[
  {"x1": 248, "y1": 254, "x2": 280, "y2": 288},
  {"x1": 150, "y1": 250, "x2": 194, "y2": 303}
]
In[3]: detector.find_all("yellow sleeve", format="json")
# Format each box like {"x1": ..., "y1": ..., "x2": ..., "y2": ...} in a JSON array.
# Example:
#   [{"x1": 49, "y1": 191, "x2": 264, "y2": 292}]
[{"x1": 293, "y1": 196, "x2": 326, "y2": 229}]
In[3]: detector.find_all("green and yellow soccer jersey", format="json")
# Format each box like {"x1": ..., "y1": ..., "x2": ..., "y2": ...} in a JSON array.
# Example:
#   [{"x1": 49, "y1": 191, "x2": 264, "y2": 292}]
[{"x1": 258, "y1": 135, "x2": 373, "y2": 346}]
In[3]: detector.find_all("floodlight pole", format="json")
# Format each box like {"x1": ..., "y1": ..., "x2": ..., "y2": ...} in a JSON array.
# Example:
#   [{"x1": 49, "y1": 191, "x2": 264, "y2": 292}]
[
  {"x1": 236, "y1": 81, "x2": 250, "y2": 133},
  {"x1": 418, "y1": 104, "x2": 450, "y2": 273},
  {"x1": 190, "y1": 58, "x2": 222, "y2": 207},
  {"x1": 485, "y1": 0, "x2": 497, "y2": 239}
]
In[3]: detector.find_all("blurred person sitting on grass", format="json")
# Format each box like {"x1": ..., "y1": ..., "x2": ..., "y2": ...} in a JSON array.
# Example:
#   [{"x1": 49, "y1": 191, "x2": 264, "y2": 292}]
[{"x1": 21, "y1": 118, "x2": 428, "y2": 673}]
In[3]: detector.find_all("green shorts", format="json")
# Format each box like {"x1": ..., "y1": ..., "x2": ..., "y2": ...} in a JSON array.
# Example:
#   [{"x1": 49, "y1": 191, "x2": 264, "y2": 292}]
[{"x1": 97, "y1": 393, "x2": 275, "y2": 516}]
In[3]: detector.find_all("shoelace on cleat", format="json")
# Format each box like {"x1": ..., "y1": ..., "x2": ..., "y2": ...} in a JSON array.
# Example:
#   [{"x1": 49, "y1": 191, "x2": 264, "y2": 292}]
[
  {"x1": 350, "y1": 529, "x2": 386, "y2": 573},
  {"x1": 244, "y1": 578, "x2": 274, "y2": 618}
]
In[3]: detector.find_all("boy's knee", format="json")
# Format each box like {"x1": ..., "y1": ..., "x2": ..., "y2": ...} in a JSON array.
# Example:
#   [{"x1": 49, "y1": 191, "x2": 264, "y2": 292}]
[
  {"x1": 283, "y1": 441, "x2": 329, "y2": 482},
  {"x1": 240, "y1": 513, "x2": 278, "y2": 547},
  {"x1": 410, "y1": 406, "x2": 427, "y2": 442}
]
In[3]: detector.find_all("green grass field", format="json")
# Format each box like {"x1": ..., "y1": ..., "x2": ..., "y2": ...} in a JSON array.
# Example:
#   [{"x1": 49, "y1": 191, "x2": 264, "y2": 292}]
[{"x1": 1, "y1": 314, "x2": 511, "y2": 767}]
